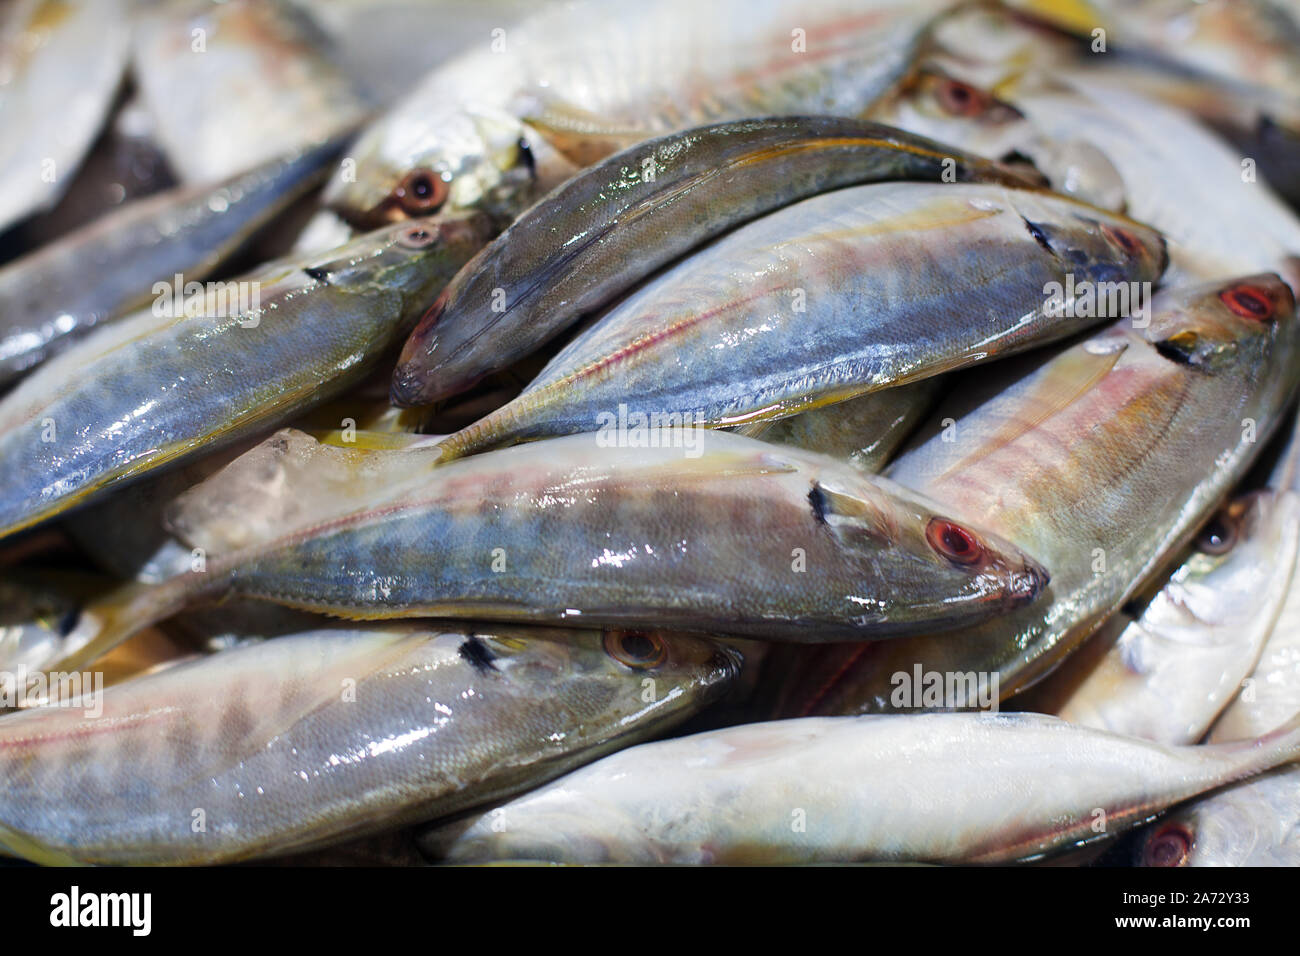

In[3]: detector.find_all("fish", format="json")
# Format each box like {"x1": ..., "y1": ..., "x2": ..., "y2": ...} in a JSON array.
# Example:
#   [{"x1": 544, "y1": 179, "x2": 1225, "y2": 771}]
[
  {"x1": 993, "y1": 72, "x2": 1300, "y2": 285},
  {"x1": 417, "y1": 709, "x2": 1300, "y2": 864},
  {"x1": 0, "y1": 568, "x2": 185, "y2": 684},
  {"x1": 130, "y1": 0, "x2": 368, "y2": 184},
  {"x1": 1140, "y1": 418, "x2": 1300, "y2": 865},
  {"x1": 1039, "y1": 489, "x2": 1300, "y2": 743},
  {"x1": 1012, "y1": 0, "x2": 1300, "y2": 104},
  {"x1": 426, "y1": 181, "x2": 1165, "y2": 461},
  {"x1": 324, "y1": 0, "x2": 955, "y2": 228},
  {"x1": 0, "y1": 138, "x2": 346, "y2": 387},
  {"x1": 0, "y1": 213, "x2": 494, "y2": 541},
  {"x1": 0, "y1": 622, "x2": 737, "y2": 864},
  {"x1": 871, "y1": 6, "x2": 1300, "y2": 285},
  {"x1": 50, "y1": 429, "x2": 1048, "y2": 671},
  {"x1": 765, "y1": 274, "x2": 1300, "y2": 716},
  {"x1": 0, "y1": 0, "x2": 130, "y2": 232},
  {"x1": 758, "y1": 377, "x2": 943, "y2": 473},
  {"x1": 390, "y1": 116, "x2": 1045, "y2": 405}
]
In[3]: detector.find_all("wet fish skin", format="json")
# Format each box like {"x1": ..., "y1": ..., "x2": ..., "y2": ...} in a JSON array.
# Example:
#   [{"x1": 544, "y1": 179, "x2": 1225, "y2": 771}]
[
  {"x1": 759, "y1": 377, "x2": 943, "y2": 474},
  {"x1": 430, "y1": 181, "x2": 1166, "y2": 462},
  {"x1": 0, "y1": 0, "x2": 130, "y2": 232},
  {"x1": 0, "y1": 623, "x2": 737, "y2": 865},
  {"x1": 130, "y1": 0, "x2": 367, "y2": 184},
  {"x1": 54, "y1": 430, "x2": 1048, "y2": 670},
  {"x1": 0, "y1": 139, "x2": 345, "y2": 386},
  {"x1": 325, "y1": 0, "x2": 951, "y2": 228},
  {"x1": 1141, "y1": 418, "x2": 1300, "y2": 865},
  {"x1": 390, "y1": 116, "x2": 1045, "y2": 406},
  {"x1": 419, "y1": 710, "x2": 1300, "y2": 865},
  {"x1": 768, "y1": 274, "x2": 1300, "y2": 716},
  {"x1": 1049, "y1": 490, "x2": 1300, "y2": 743},
  {"x1": 0, "y1": 213, "x2": 494, "y2": 541}
]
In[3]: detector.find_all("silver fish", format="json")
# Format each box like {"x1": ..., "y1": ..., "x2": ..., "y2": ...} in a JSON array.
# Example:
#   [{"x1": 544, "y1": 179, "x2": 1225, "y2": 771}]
[
  {"x1": 429, "y1": 181, "x2": 1165, "y2": 462},
  {"x1": 0, "y1": 623, "x2": 737, "y2": 864},
  {"x1": 51, "y1": 429, "x2": 1048, "y2": 670},
  {"x1": 0, "y1": 139, "x2": 344, "y2": 386},
  {"x1": 419, "y1": 710, "x2": 1300, "y2": 864},
  {"x1": 0, "y1": 213, "x2": 492, "y2": 540},
  {"x1": 0, "y1": 0, "x2": 130, "y2": 232}
]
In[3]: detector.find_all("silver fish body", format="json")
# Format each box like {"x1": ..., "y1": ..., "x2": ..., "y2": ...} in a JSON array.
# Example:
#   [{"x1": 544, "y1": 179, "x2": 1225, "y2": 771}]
[
  {"x1": 0, "y1": 214, "x2": 493, "y2": 540},
  {"x1": 391, "y1": 117, "x2": 1043, "y2": 405},
  {"x1": 420, "y1": 710, "x2": 1300, "y2": 864},
  {"x1": 432, "y1": 181, "x2": 1165, "y2": 461},
  {"x1": 766, "y1": 275, "x2": 1300, "y2": 716},
  {"x1": 325, "y1": 0, "x2": 952, "y2": 228},
  {"x1": 0, "y1": 140, "x2": 344, "y2": 386},
  {"x1": 0, "y1": 0, "x2": 130, "y2": 232},
  {"x1": 0, "y1": 623, "x2": 737, "y2": 864},
  {"x1": 55, "y1": 430, "x2": 1048, "y2": 671}
]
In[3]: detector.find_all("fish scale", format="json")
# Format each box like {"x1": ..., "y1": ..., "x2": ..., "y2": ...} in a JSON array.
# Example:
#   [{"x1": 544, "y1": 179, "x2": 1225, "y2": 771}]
[
  {"x1": 0, "y1": 624, "x2": 735, "y2": 865},
  {"x1": 430, "y1": 181, "x2": 1165, "y2": 462},
  {"x1": 0, "y1": 214, "x2": 493, "y2": 540},
  {"x1": 765, "y1": 275, "x2": 1300, "y2": 716},
  {"x1": 47, "y1": 430, "x2": 1046, "y2": 674}
]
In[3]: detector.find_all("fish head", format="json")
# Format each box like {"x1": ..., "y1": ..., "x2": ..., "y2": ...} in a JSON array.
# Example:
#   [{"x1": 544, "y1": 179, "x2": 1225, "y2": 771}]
[
  {"x1": 322, "y1": 104, "x2": 538, "y2": 230},
  {"x1": 1016, "y1": 196, "x2": 1168, "y2": 297},
  {"x1": 870, "y1": 66, "x2": 1032, "y2": 161},
  {"x1": 465, "y1": 627, "x2": 739, "y2": 725},
  {"x1": 1137, "y1": 273, "x2": 1296, "y2": 372},
  {"x1": 302, "y1": 212, "x2": 496, "y2": 308},
  {"x1": 812, "y1": 470, "x2": 1050, "y2": 630}
]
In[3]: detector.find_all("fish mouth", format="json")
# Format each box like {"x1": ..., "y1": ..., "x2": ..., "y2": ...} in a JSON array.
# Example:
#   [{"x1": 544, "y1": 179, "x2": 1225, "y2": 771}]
[
  {"x1": 1007, "y1": 559, "x2": 1050, "y2": 606},
  {"x1": 391, "y1": 358, "x2": 437, "y2": 407}
]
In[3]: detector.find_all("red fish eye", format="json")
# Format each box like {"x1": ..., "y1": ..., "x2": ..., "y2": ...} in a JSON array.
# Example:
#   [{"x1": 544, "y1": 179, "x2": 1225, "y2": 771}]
[
  {"x1": 1143, "y1": 824, "x2": 1192, "y2": 867},
  {"x1": 926, "y1": 518, "x2": 984, "y2": 566},
  {"x1": 937, "y1": 79, "x2": 990, "y2": 117},
  {"x1": 1101, "y1": 224, "x2": 1142, "y2": 256},
  {"x1": 1219, "y1": 284, "x2": 1275, "y2": 321},
  {"x1": 394, "y1": 168, "x2": 449, "y2": 215}
]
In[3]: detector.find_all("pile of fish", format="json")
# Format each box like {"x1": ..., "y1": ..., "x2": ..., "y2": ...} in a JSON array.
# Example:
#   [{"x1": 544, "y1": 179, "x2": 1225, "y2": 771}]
[{"x1": 3, "y1": 0, "x2": 1300, "y2": 867}]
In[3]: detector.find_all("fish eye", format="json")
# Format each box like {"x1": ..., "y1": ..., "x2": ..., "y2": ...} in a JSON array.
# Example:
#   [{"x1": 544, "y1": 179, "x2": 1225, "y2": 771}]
[
  {"x1": 397, "y1": 225, "x2": 438, "y2": 249},
  {"x1": 1218, "y1": 283, "x2": 1275, "y2": 321},
  {"x1": 1143, "y1": 823, "x2": 1192, "y2": 867},
  {"x1": 925, "y1": 518, "x2": 985, "y2": 566},
  {"x1": 1101, "y1": 224, "x2": 1142, "y2": 256},
  {"x1": 394, "y1": 167, "x2": 448, "y2": 215},
  {"x1": 603, "y1": 630, "x2": 667, "y2": 669},
  {"x1": 936, "y1": 79, "x2": 990, "y2": 117},
  {"x1": 1195, "y1": 511, "x2": 1238, "y2": 555}
]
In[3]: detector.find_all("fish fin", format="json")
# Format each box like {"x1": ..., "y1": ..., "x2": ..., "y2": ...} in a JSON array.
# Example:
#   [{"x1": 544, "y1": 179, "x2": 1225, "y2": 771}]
[
  {"x1": 521, "y1": 105, "x2": 647, "y2": 167},
  {"x1": 0, "y1": 821, "x2": 90, "y2": 867},
  {"x1": 48, "y1": 573, "x2": 208, "y2": 673},
  {"x1": 1202, "y1": 710, "x2": 1300, "y2": 787},
  {"x1": 937, "y1": 344, "x2": 1125, "y2": 482},
  {"x1": 307, "y1": 429, "x2": 446, "y2": 451},
  {"x1": 730, "y1": 420, "x2": 776, "y2": 439}
]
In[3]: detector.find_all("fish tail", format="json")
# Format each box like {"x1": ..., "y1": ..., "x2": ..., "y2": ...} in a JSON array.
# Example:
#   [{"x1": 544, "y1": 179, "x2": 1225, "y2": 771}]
[
  {"x1": 433, "y1": 402, "x2": 526, "y2": 464},
  {"x1": 54, "y1": 570, "x2": 219, "y2": 673},
  {"x1": 1209, "y1": 710, "x2": 1300, "y2": 783}
]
